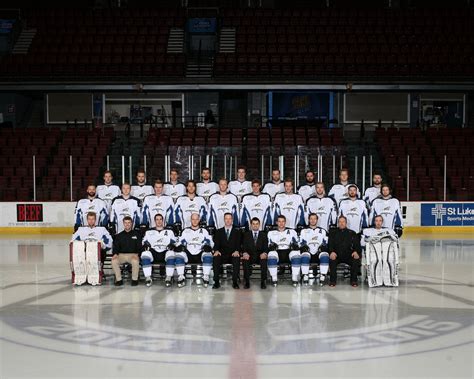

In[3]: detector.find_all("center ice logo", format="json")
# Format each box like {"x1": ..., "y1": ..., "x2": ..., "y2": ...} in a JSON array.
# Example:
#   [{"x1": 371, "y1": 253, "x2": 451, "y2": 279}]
[{"x1": 2, "y1": 299, "x2": 471, "y2": 366}]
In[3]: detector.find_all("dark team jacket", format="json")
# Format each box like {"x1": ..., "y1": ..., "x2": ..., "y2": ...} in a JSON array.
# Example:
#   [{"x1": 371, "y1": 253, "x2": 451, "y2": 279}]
[
  {"x1": 113, "y1": 229, "x2": 142, "y2": 254},
  {"x1": 327, "y1": 227, "x2": 361, "y2": 259}
]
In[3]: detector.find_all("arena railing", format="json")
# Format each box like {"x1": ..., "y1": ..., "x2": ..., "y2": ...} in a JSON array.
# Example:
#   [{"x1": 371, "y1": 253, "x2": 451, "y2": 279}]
[{"x1": 22, "y1": 148, "x2": 467, "y2": 202}]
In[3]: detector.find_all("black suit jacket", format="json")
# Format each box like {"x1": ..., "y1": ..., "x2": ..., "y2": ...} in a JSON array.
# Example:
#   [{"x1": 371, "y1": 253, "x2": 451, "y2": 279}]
[
  {"x1": 213, "y1": 227, "x2": 242, "y2": 257},
  {"x1": 242, "y1": 229, "x2": 268, "y2": 259},
  {"x1": 328, "y1": 227, "x2": 361, "y2": 259}
]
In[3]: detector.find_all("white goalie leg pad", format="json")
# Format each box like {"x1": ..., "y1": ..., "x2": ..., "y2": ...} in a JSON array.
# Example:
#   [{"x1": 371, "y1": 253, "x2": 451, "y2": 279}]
[
  {"x1": 71, "y1": 241, "x2": 87, "y2": 285},
  {"x1": 267, "y1": 250, "x2": 279, "y2": 282},
  {"x1": 367, "y1": 241, "x2": 384, "y2": 287},
  {"x1": 318, "y1": 252, "x2": 330, "y2": 276},
  {"x1": 175, "y1": 252, "x2": 187, "y2": 276},
  {"x1": 141, "y1": 250, "x2": 154, "y2": 278},
  {"x1": 382, "y1": 240, "x2": 399, "y2": 287},
  {"x1": 165, "y1": 250, "x2": 176, "y2": 277},
  {"x1": 289, "y1": 250, "x2": 301, "y2": 281},
  {"x1": 85, "y1": 242, "x2": 101, "y2": 286}
]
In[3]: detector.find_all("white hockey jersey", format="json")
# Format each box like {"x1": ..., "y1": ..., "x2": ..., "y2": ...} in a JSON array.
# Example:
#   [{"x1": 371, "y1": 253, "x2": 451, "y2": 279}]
[
  {"x1": 142, "y1": 228, "x2": 178, "y2": 253},
  {"x1": 299, "y1": 227, "x2": 328, "y2": 255},
  {"x1": 262, "y1": 182, "x2": 285, "y2": 200},
  {"x1": 174, "y1": 195, "x2": 208, "y2": 228},
  {"x1": 228, "y1": 180, "x2": 252, "y2": 201},
  {"x1": 97, "y1": 184, "x2": 121, "y2": 210},
  {"x1": 131, "y1": 184, "x2": 154, "y2": 203},
  {"x1": 305, "y1": 196, "x2": 338, "y2": 232},
  {"x1": 196, "y1": 181, "x2": 219, "y2": 201},
  {"x1": 297, "y1": 184, "x2": 316, "y2": 203},
  {"x1": 240, "y1": 193, "x2": 273, "y2": 230},
  {"x1": 208, "y1": 193, "x2": 240, "y2": 229},
  {"x1": 328, "y1": 183, "x2": 360, "y2": 206},
  {"x1": 338, "y1": 198, "x2": 369, "y2": 234},
  {"x1": 369, "y1": 197, "x2": 403, "y2": 229},
  {"x1": 141, "y1": 194, "x2": 174, "y2": 227},
  {"x1": 273, "y1": 193, "x2": 306, "y2": 229},
  {"x1": 163, "y1": 182, "x2": 186, "y2": 202},
  {"x1": 361, "y1": 227, "x2": 398, "y2": 248},
  {"x1": 74, "y1": 198, "x2": 109, "y2": 228},
  {"x1": 179, "y1": 227, "x2": 214, "y2": 255},
  {"x1": 363, "y1": 186, "x2": 381, "y2": 205},
  {"x1": 110, "y1": 196, "x2": 141, "y2": 233},
  {"x1": 267, "y1": 228, "x2": 299, "y2": 250},
  {"x1": 71, "y1": 226, "x2": 112, "y2": 251}
]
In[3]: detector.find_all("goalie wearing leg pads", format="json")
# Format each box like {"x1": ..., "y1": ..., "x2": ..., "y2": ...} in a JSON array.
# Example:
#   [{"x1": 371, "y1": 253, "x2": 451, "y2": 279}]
[
  {"x1": 361, "y1": 215, "x2": 400, "y2": 287},
  {"x1": 70, "y1": 212, "x2": 112, "y2": 286}
]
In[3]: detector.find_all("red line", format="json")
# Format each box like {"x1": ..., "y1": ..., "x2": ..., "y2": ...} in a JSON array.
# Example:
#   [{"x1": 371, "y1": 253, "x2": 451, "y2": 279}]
[{"x1": 229, "y1": 290, "x2": 257, "y2": 379}]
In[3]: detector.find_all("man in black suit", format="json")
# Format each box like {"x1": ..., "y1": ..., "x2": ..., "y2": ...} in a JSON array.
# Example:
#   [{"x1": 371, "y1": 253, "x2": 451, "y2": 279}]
[
  {"x1": 212, "y1": 212, "x2": 242, "y2": 289},
  {"x1": 242, "y1": 217, "x2": 268, "y2": 289},
  {"x1": 328, "y1": 215, "x2": 362, "y2": 287}
]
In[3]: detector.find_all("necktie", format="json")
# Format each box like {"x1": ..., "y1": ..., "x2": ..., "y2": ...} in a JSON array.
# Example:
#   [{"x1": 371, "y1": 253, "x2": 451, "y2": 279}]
[
  {"x1": 226, "y1": 229, "x2": 230, "y2": 239},
  {"x1": 254, "y1": 232, "x2": 258, "y2": 243}
]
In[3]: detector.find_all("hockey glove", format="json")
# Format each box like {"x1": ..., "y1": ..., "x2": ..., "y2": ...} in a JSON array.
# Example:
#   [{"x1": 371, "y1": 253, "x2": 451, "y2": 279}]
[
  {"x1": 300, "y1": 244, "x2": 310, "y2": 253},
  {"x1": 202, "y1": 244, "x2": 213, "y2": 253},
  {"x1": 395, "y1": 226, "x2": 403, "y2": 238},
  {"x1": 268, "y1": 242, "x2": 278, "y2": 251}
]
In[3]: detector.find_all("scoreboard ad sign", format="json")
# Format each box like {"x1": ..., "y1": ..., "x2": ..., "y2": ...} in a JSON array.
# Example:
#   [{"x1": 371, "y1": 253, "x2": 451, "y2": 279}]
[
  {"x1": 17, "y1": 204, "x2": 43, "y2": 222},
  {"x1": 421, "y1": 203, "x2": 474, "y2": 226}
]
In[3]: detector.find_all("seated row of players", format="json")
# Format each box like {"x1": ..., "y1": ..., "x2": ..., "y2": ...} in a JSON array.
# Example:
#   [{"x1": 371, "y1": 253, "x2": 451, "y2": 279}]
[
  {"x1": 72, "y1": 209, "x2": 399, "y2": 289},
  {"x1": 74, "y1": 167, "x2": 403, "y2": 237}
]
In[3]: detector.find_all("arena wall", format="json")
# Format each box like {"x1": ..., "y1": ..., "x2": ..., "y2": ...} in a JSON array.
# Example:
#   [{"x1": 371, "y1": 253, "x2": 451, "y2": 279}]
[{"x1": 0, "y1": 202, "x2": 472, "y2": 234}]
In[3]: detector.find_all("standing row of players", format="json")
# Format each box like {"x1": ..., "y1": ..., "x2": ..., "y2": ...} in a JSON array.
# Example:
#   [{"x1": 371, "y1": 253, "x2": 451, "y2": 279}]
[{"x1": 74, "y1": 166, "x2": 403, "y2": 236}]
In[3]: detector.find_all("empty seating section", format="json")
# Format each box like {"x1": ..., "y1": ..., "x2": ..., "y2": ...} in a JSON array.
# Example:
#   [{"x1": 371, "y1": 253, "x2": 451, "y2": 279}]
[
  {"x1": 0, "y1": 127, "x2": 114, "y2": 201},
  {"x1": 142, "y1": 126, "x2": 344, "y2": 181},
  {"x1": 376, "y1": 127, "x2": 474, "y2": 201},
  {"x1": 216, "y1": 8, "x2": 474, "y2": 78},
  {"x1": 2, "y1": 124, "x2": 472, "y2": 201},
  {"x1": 0, "y1": 8, "x2": 185, "y2": 78}
]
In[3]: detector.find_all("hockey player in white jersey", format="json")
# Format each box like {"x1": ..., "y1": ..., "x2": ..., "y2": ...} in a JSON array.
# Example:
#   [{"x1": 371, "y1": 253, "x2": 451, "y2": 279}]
[
  {"x1": 369, "y1": 184, "x2": 403, "y2": 236},
  {"x1": 338, "y1": 184, "x2": 368, "y2": 234},
  {"x1": 110, "y1": 183, "x2": 141, "y2": 234},
  {"x1": 328, "y1": 168, "x2": 360, "y2": 206},
  {"x1": 262, "y1": 169, "x2": 285, "y2": 200},
  {"x1": 141, "y1": 213, "x2": 178, "y2": 287},
  {"x1": 267, "y1": 215, "x2": 301, "y2": 287},
  {"x1": 208, "y1": 178, "x2": 240, "y2": 230},
  {"x1": 70, "y1": 212, "x2": 112, "y2": 285},
  {"x1": 305, "y1": 182, "x2": 338, "y2": 232},
  {"x1": 229, "y1": 165, "x2": 252, "y2": 201},
  {"x1": 299, "y1": 213, "x2": 330, "y2": 285},
  {"x1": 297, "y1": 170, "x2": 317, "y2": 202},
  {"x1": 74, "y1": 184, "x2": 109, "y2": 230},
  {"x1": 196, "y1": 167, "x2": 219, "y2": 202},
  {"x1": 174, "y1": 180, "x2": 208, "y2": 230},
  {"x1": 363, "y1": 172, "x2": 383, "y2": 205},
  {"x1": 175, "y1": 213, "x2": 214, "y2": 287},
  {"x1": 131, "y1": 169, "x2": 154, "y2": 204},
  {"x1": 97, "y1": 170, "x2": 121, "y2": 211},
  {"x1": 141, "y1": 180, "x2": 175, "y2": 228},
  {"x1": 361, "y1": 215, "x2": 399, "y2": 287},
  {"x1": 163, "y1": 168, "x2": 186, "y2": 202},
  {"x1": 240, "y1": 179, "x2": 273, "y2": 230},
  {"x1": 273, "y1": 179, "x2": 306, "y2": 230}
]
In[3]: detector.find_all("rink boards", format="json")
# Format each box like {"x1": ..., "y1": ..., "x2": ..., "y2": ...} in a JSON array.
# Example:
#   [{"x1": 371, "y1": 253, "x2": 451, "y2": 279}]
[{"x1": 0, "y1": 201, "x2": 473, "y2": 233}]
